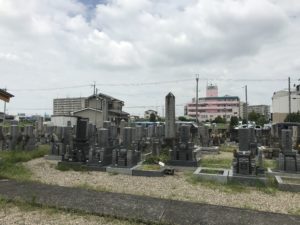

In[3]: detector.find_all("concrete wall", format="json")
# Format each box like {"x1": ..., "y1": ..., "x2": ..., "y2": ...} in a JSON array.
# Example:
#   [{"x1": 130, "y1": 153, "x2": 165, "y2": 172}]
[
  {"x1": 51, "y1": 116, "x2": 78, "y2": 127},
  {"x1": 272, "y1": 113, "x2": 288, "y2": 123},
  {"x1": 73, "y1": 110, "x2": 103, "y2": 128}
]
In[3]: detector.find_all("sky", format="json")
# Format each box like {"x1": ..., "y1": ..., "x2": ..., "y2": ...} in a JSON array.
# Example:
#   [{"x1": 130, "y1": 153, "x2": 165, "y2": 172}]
[{"x1": 0, "y1": 0, "x2": 300, "y2": 117}]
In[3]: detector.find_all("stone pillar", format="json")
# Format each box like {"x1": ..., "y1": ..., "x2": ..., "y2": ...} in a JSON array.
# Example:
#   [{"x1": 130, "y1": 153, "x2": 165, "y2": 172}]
[
  {"x1": 123, "y1": 127, "x2": 133, "y2": 148},
  {"x1": 102, "y1": 99, "x2": 108, "y2": 124},
  {"x1": 281, "y1": 129, "x2": 292, "y2": 153},
  {"x1": 135, "y1": 126, "x2": 143, "y2": 141},
  {"x1": 98, "y1": 128, "x2": 109, "y2": 148},
  {"x1": 9, "y1": 125, "x2": 19, "y2": 150},
  {"x1": 165, "y1": 92, "x2": 176, "y2": 139},
  {"x1": 119, "y1": 119, "x2": 127, "y2": 142},
  {"x1": 24, "y1": 125, "x2": 34, "y2": 137}
]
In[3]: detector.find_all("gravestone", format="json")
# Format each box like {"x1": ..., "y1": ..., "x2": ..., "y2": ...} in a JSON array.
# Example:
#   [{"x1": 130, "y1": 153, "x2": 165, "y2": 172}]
[
  {"x1": 165, "y1": 92, "x2": 176, "y2": 139},
  {"x1": 232, "y1": 128, "x2": 257, "y2": 175},
  {"x1": 169, "y1": 125, "x2": 197, "y2": 166},
  {"x1": 278, "y1": 129, "x2": 300, "y2": 172}
]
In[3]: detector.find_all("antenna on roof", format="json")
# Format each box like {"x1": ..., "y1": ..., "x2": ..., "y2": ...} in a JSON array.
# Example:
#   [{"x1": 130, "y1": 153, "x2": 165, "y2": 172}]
[{"x1": 92, "y1": 81, "x2": 96, "y2": 96}]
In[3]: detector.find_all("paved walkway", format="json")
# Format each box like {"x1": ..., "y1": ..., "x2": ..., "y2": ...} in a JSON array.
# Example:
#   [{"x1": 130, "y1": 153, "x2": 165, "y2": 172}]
[{"x1": 0, "y1": 179, "x2": 299, "y2": 225}]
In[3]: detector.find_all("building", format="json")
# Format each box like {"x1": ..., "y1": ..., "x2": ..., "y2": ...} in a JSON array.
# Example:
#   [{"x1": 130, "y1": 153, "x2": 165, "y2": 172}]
[
  {"x1": 144, "y1": 110, "x2": 158, "y2": 120},
  {"x1": 272, "y1": 87, "x2": 300, "y2": 123},
  {"x1": 248, "y1": 105, "x2": 270, "y2": 119},
  {"x1": 185, "y1": 85, "x2": 240, "y2": 122},
  {"x1": 53, "y1": 97, "x2": 87, "y2": 116},
  {"x1": 0, "y1": 89, "x2": 14, "y2": 103},
  {"x1": 51, "y1": 115, "x2": 78, "y2": 127},
  {"x1": 54, "y1": 93, "x2": 129, "y2": 127}
]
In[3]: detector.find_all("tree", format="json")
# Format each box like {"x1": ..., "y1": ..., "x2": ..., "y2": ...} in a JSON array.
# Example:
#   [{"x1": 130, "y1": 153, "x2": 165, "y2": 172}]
[
  {"x1": 284, "y1": 112, "x2": 300, "y2": 122},
  {"x1": 213, "y1": 116, "x2": 226, "y2": 124},
  {"x1": 178, "y1": 116, "x2": 188, "y2": 121},
  {"x1": 248, "y1": 111, "x2": 269, "y2": 126},
  {"x1": 230, "y1": 116, "x2": 239, "y2": 128},
  {"x1": 257, "y1": 116, "x2": 268, "y2": 126},
  {"x1": 248, "y1": 111, "x2": 260, "y2": 122},
  {"x1": 149, "y1": 113, "x2": 157, "y2": 122}
]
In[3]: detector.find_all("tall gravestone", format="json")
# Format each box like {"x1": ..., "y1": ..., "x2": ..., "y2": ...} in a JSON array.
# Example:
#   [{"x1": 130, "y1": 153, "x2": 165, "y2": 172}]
[{"x1": 165, "y1": 92, "x2": 176, "y2": 139}]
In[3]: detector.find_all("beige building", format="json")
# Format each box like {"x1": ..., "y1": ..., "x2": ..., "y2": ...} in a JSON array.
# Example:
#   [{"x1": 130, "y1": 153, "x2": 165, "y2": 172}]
[
  {"x1": 73, "y1": 108, "x2": 103, "y2": 128},
  {"x1": 272, "y1": 87, "x2": 300, "y2": 123},
  {"x1": 53, "y1": 97, "x2": 87, "y2": 116}
]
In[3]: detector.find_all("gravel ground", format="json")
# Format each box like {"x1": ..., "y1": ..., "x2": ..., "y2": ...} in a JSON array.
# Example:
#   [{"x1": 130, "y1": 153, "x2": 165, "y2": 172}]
[
  {"x1": 24, "y1": 158, "x2": 300, "y2": 215},
  {"x1": 0, "y1": 203, "x2": 143, "y2": 225}
]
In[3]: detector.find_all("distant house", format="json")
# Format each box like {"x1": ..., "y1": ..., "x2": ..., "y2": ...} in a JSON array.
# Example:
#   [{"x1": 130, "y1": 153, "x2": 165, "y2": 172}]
[
  {"x1": 0, "y1": 89, "x2": 14, "y2": 122},
  {"x1": 54, "y1": 93, "x2": 129, "y2": 127},
  {"x1": 0, "y1": 89, "x2": 14, "y2": 103},
  {"x1": 144, "y1": 110, "x2": 158, "y2": 120}
]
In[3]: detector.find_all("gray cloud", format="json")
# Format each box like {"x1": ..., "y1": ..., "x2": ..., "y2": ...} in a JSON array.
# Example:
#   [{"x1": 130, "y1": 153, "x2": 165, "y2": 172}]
[{"x1": 0, "y1": 0, "x2": 299, "y2": 117}]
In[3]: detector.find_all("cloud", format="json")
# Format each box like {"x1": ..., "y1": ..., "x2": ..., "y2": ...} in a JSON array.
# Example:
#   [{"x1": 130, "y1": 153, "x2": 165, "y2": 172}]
[{"x1": 0, "y1": 0, "x2": 299, "y2": 116}]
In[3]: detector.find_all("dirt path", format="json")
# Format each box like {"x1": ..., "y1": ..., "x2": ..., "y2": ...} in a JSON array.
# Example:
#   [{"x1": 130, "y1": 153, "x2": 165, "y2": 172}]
[{"x1": 0, "y1": 179, "x2": 299, "y2": 225}]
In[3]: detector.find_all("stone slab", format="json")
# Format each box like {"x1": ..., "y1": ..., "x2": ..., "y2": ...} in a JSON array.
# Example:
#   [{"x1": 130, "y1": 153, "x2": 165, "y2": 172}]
[
  {"x1": 228, "y1": 170, "x2": 267, "y2": 185},
  {"x1": 106, "y1": 166, "x2": 135, "y2": 175},
  {"x1": 267, "y1": 168, "x2": 300, "y2": 178},
  {"x1": 275, "y1": 175, "x2": 300, "y2": 192},
  {"x1": 193, "y1": 167, "x2": 229, "y2": 184},
  {"x1": 44, "y1": 155, "x2": 62, "y2": 161},
  {"x1": 132, "y1": 165, "x2": 165, "y2": 177}
]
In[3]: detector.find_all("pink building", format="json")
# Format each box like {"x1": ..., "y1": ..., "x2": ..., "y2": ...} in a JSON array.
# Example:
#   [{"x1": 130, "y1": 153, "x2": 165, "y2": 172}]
[{"x1": 185, "y1": 85, "x2": 240, "y2": 122}]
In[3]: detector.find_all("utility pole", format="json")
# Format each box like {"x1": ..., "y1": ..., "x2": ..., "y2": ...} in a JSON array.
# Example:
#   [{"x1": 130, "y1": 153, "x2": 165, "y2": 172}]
[
  {"x1": 196, "y1": 74, "x2": 199, "y2": 125},
  {"x1": 245, "y1": 85, "x2": 248, "y2": 123},
  {"x1": 94, "y1": 88, "x2": 98, "y2": 129},
  {"x1": 3, "y1": 88, "x2": 7, "y2": 125},
  {"x1": 288, "y1": 77, "x2": 291, "y2": 121}
]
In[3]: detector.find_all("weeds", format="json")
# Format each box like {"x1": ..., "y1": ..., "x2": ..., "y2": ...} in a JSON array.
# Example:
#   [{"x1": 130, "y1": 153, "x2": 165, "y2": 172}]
[{"x1": 0, "y1": 145, "x2": 49, "y2": 181}]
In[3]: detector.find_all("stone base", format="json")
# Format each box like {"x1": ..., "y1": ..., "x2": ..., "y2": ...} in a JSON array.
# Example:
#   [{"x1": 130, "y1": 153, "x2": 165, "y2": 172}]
[
  {"x1": 85, "y1": 164, "x2": 107, "y2": 172},
  {"x1": 167, "y1": 160, "x2": 198, "y2": 167},
  {"x1": 275, "y1": 175, "x2": 300, "y2": 192},
  {"x1": 106, "y1": 166, "x2": 137, "y2": 175},
  {"x1": 266, "y1": 168, "x2": 300, "y2": 178},
  {"x1": 193, "y1": 167, "x2": 229, "y2": 184},
  {"x1": 228, "y1": 169, "x2": 267, "y2": 185},
  {"x1": 199, "y1": 146, "x2": 220, "y2": 155},
  {"x1": 132, "y1": 165, "x2": 165, "y2": 177},
  {"x1": 44, "y1": 155, "x2": 63, "y2": 161}
]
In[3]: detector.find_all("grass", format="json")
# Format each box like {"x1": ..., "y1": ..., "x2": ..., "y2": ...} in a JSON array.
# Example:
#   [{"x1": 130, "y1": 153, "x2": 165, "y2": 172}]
[
  {"x1": 219, "y1": 144, "x2": 237, "y2": 153},
  {"x1": 55, "y1": 163, "x2": 87, "y2": 172},
  {"x1": 0, "y1": 198, "x2": 148, "y2": 225},
  {"x1": 185, "y1": 171, "x2": 247, "y2": 193},
  {"x1": 141, "y1": 164, "x2": 161, "y2": 171},
  {"x1": 200, "y1": 155, "x2": 232, "y2": 169},
  {"x1": 264, "y1": 159, "x2": 277, "y2": 170},
  {"x1": 0, "y1": 145, "x2": 49, "y2": 181}
]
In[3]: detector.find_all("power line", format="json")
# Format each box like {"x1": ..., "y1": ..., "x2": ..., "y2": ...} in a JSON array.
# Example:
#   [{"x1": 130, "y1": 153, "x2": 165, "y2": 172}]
[
  {"x1": 96, "y1": 78, "x2": 193, "y2": 86},
  {"x1": 7, "y1": 77, "x2": 293, "y2": 92}
]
